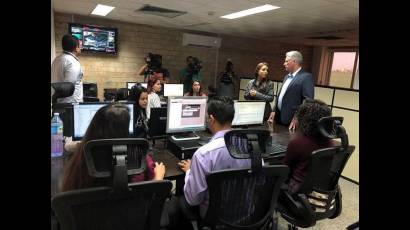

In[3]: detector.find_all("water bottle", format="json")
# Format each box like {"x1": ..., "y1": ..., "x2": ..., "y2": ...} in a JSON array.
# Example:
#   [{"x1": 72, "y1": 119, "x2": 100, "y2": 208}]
[{"x1": 51, "y1": 113, "x2": 64, "y2": 157}]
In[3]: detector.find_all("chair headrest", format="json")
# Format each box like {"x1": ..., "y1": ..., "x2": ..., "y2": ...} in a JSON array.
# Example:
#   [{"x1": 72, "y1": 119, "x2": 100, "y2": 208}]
[
  {"x1": 224, "y1": 129, "x2": 270, "y2": 173},
  {"x1": 115, "y1": 88, "x2": 129, "y2": 101},
  {"x1": 83, "y1": 138, "x2": 150, "y2": 194},
  {"x1": 317, "y1": 116, "x2": 348, "y2": 149},
  {"x1": 83, "y1": 138, "x2": 149, "y2": 178},
  {"x1": 51, "y1": 82, "x2": 75, "y2": 99}
]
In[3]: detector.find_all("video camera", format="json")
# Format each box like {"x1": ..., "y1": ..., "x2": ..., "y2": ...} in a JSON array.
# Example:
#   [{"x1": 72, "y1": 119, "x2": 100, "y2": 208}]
[
  {"x1": 145, "y1": 53, "x2": 162, "y2": 73},
  {"x1": 187, "y1": 56, "x2": 202, "y2": 76},
  {"x1": 220, "y1": 72, "x2": 234, "y2": 84},
  {"x1": 220, "y1": 60, "x2": 235, "y2": 84}
]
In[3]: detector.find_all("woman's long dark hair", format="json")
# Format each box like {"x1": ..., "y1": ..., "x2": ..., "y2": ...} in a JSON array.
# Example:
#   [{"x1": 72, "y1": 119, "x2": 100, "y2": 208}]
[
  {"x1": 61, "y1": 103, "x2": 130, "y2": 192},
  {"x1": 187, "y1": 80, "x2": 204, "y2": 96},
  {"x1": 147, "y1": 75, "x2": 161, "y2": 94},
  {"x1": 253, "y1": 62, "x2": 269, "y2": 88},
  {"x1": 129, "y1": 84, "x2": 148, "y2": 117},
  {"x1": 295, "y1": 99, "x2": 332, "y2": 144},
  {"x1": 254, "y1": 62, "x2": 269, "y2": 80}
]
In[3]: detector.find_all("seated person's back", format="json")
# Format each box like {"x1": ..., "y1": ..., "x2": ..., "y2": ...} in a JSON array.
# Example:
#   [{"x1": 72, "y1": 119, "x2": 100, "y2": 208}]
[
  {"x1": 179, "y1": 96, "x2": 251, "y2": 218},
  {"x1": 61, "y1": 103, "x2": 163, "y2": 192},
  {"x1": 282, "y1": 99, "x2": 334, "y2": 194}
]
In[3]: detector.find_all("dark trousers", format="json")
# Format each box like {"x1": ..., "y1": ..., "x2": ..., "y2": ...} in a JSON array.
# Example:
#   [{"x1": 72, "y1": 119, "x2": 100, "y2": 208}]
[
  {"x1": 177, "y1": 196, "x2": 200, "y2": 230},
  {"x1": 179, "y1": 196, "x2": 200, "y2": 220},
  {"x1": 160, "y1": 195, "x2": 181, "y2": 229},
  {"x1": 274, "y1": 109, "x2": 291, "y2": 126}
]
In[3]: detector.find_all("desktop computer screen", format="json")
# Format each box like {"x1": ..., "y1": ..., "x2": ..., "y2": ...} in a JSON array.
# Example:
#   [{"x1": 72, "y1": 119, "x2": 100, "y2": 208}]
[
  {"x1": 73, "y1": 102, "x2": 134, "y2": 140},
  {"x1": 232, "y1": 101, "x2": 266, "y2": 126},
  {"x1": 164, "y1": 84, "x2": 184, "y2": 97},
  {"x1": 127, "y1": 82, "x2": 147, "y2": 89},
  {"x1": 166, "y1": 96, "x2": 207, "y2": 133}
]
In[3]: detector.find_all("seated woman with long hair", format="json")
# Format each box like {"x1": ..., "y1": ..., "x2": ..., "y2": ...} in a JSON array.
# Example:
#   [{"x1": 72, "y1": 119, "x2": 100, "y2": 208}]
[
  {"x1": 128, "y1": 84, "x2": 149, "y2": 138},
  {"x1": 184, "y1": 80, "x2": 207, "y2": 96},
  {"x1": 61, "y1": 103, "x2": 164, "y2": 192},
  {"x1": 283, "y1": 99, "x2": 334, "y2": 194},
  {"x1": 146, "y1": 75, "x2": 162, "y2": 119}
]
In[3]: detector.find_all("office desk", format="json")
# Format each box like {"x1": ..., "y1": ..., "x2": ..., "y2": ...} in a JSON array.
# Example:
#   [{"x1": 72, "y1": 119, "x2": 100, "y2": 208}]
[
  {"x1": 264, "y1": 123, "x2": 294, "y2": 162},
  {"x1": 51, "y1": 144, "x2": 185, "y2": 197},
  {"x1": 51, "y1": 124, "x2": 293, "y2": 196}
]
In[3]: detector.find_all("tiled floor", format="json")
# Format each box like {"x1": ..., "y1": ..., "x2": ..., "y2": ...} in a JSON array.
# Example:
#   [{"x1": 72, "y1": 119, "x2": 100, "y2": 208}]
[{"x1": 277, "y1": 178, "x2": 359, "y2": 229}]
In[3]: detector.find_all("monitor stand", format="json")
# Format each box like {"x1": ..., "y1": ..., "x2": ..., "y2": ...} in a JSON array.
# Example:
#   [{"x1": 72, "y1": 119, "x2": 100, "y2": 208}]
[{"x1": 171, "y1": 132, "x2": 200, "y2": 141}]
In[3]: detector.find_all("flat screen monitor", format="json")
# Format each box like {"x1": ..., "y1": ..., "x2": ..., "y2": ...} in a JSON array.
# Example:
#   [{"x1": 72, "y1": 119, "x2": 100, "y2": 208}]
[
  {"x1": 164, "y1": 84, "x2": 184, "y2": 97},
  {"x1": 148, "y1": 107, "x2": 167, "y2": 137},
  {"x1": 69, "y1": 23, "x2": 118, "y2": 54},
  {"x1": 232, "y1": 101, "x2": 265, "y2": 126},
  {"x1": 127, "y1": 82, "x2": 147, "y2": 89},
  {"x1": 166, "y1": 96, "x2": 207, "y2": 133},
  {"x1": 72, "y1": 102, "x2": 134, "y2": 140}
]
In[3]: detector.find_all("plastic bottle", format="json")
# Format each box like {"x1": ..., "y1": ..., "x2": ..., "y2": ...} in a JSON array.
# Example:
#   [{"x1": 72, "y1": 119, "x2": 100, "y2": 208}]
[{"x1": 51, "y1": 113, "x2": 64, "y2": 157}]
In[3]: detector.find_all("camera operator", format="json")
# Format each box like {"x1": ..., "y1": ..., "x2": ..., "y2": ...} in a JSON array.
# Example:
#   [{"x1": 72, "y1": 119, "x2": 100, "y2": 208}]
[
  {"x1": 217, "y1": 60, "x2": 237, "y2": 99},
  {"x1": 179, "y1": 56, "x2": 203, "y2": 94},
  {"x1": 138, "y1": 53, "x2": 170, "y2": 83}
]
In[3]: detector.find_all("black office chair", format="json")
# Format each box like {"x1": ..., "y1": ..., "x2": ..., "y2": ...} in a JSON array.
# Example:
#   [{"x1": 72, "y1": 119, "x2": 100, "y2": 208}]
[
  {"x1": 51, "y1": 138, "x2": 172, "y2": 230},
  {"x1": 51, "y1": 82, "x2": 75, "y2": 104},
  {"x1": 186, "y1": 129, "x2": 289, "y2": 230},
  {"x1": 115, "y1": 88, "x2": 129, "y2": 101},
  {"x1": 83, "y1": 82, "x2": 98, "y2": 97},
  {"x1": 277, "y1": 117, "x2": 356, "y2": 230},
  {"x1": 104, "y1": 88, "x2": 118, "y2": 101},
  {"x1": 83, "y1": 82, "x2": 99, "y2": 102}
]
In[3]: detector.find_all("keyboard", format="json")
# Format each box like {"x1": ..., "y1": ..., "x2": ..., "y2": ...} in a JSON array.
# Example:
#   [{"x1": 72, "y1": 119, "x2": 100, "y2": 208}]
[
  {"x1": 171, "y1": 133, "x2": 200, "y2": 141},
  {"x1": 269, "y1": 144, "x2": 287, "y2": 155},
  {"x1": 178, "y1": 141, "x2": 201, "y2": 149}
]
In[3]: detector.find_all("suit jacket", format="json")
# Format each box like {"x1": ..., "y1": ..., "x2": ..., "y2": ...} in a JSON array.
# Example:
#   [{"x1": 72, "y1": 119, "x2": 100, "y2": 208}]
[{"x1": 275, "y1": 69, "x2": 314, "y2": 125}]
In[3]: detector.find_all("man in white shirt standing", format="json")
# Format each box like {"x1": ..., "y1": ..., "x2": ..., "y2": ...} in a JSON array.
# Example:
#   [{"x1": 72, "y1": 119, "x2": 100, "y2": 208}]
[
  {"x1": 51, "y1": 34, "x2": 84, "y2": 103},
  {"x1": 269, "y1": 51, "x2": 314, "y2": 131}
]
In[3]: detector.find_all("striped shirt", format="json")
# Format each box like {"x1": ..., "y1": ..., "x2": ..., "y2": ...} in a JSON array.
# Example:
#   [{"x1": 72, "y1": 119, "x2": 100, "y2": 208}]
[
  {"x1": 184, "y1": 130, "x2": 252, "y2": 218},
  {"x1": 146, "y1": 92, "x2": 161, "y2": 119}
]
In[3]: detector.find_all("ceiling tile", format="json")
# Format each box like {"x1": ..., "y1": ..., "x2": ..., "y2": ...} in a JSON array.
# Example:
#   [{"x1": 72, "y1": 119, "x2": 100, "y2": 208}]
[{"x1": 53, "y1": 0, "x2": 358, "y2": 46}]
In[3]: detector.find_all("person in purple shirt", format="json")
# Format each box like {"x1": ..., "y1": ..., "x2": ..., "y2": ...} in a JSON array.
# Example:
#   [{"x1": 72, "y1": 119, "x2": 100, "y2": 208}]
[{"x1": 178, "y1": 96, "x2": 252, "y2": 219}]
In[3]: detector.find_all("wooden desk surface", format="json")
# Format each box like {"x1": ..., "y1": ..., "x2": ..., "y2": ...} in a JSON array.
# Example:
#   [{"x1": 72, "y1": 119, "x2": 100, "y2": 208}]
[
  {"x1": 151, "y1": 144, "x2": 184, "y2": 180},
  {"x1": 51, "y1": 124, "x2": 293, "y2": 196}
]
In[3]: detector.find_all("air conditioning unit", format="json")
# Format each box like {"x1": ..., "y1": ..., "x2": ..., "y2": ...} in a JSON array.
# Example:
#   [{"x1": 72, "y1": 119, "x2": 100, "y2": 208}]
[{"x1": 182, "y1": 33, "x2": 222, "y2": 48}]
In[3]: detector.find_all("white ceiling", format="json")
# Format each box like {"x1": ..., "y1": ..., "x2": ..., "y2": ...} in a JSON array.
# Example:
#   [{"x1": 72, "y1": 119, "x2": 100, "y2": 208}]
[{"x1": 52, "y1": 0, "x2": 359, "y2": 47}]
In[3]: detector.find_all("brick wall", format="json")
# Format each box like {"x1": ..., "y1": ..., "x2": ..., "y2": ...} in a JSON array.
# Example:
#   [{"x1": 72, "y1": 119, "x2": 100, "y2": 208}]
[{"x1": 54, "y1": 13, "x2": 313, "y2": 99}]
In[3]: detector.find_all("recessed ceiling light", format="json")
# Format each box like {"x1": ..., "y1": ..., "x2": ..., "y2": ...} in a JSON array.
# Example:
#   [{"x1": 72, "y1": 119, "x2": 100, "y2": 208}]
[
  {"x1": 221, "y1": 4, "x2": 280, "y2": 19},
  {"x1": 91, "y1": 4, "x2": 115, "y2": 16}
]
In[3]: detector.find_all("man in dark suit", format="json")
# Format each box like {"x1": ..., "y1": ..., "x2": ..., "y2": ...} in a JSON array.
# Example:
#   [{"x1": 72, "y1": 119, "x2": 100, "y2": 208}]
[{"x1": 269, "y1": 51, "x2": 314, "y2": 131}]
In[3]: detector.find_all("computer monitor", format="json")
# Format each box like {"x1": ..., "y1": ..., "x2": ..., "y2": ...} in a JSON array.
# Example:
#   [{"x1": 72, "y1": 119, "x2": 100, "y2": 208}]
[
  {"x1": 126, "y1": 82, "x2": 147, "y2": 89},
  {"x1": 232, "y1": 101, "x2": 266, "y2": 126},
  {"x1": 166, "y1": 96, "x2": 207, "y2": 134},
  {"x1": 148, "y1": 107, "x2": 167, "y2": 137},
  {"x1": 164, "y1": 84, "x2": 184, "y2": 97},
  {"x1": 72, "y1": 102, "x2": 134, "y2": 140}
]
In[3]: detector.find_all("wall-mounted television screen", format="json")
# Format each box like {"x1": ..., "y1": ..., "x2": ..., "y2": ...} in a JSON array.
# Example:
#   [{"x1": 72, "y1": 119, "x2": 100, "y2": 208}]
[{"x1": 69, "y1": 23, "x2": 118, "y2": 54}]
